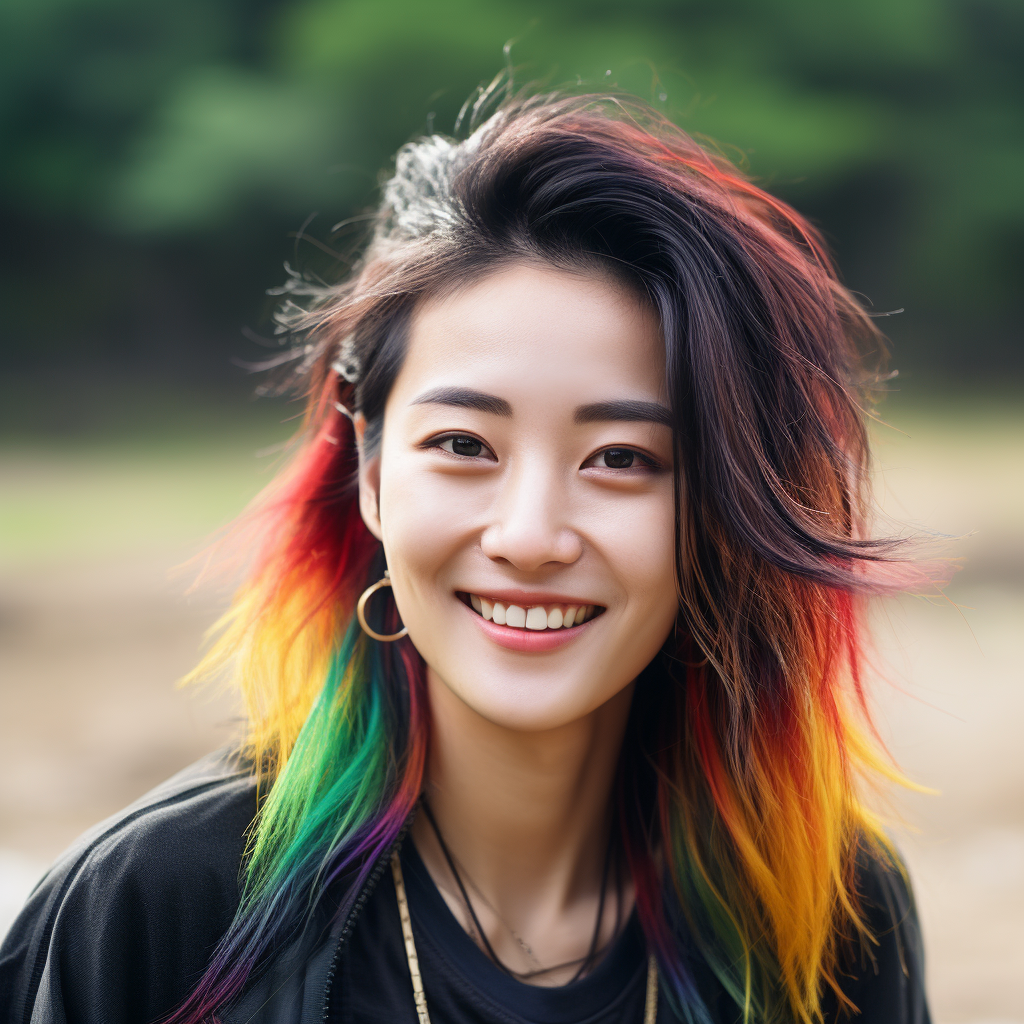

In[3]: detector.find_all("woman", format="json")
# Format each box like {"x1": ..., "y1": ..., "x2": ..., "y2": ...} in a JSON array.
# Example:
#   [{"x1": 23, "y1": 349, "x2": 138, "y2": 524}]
[{"x1": 1, "y1": 93, "x2": 931, "y2": 1024}]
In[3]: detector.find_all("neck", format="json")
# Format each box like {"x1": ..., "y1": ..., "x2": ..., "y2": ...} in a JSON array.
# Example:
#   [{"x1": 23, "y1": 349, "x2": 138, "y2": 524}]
[{"x1": 411, "y1": 668, "x2": 635, "y2": 982}]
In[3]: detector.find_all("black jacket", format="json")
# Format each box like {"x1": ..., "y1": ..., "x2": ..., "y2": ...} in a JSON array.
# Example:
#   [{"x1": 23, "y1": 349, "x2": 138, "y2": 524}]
[{"x1": 0, "y1": 749, "x2": 930, "y2": 1024}]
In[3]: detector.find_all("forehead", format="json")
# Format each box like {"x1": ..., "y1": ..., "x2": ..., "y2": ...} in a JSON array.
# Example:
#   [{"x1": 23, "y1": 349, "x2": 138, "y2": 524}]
[{"x1": 390, "y1": 262, "x2": 665, "y2": 412}]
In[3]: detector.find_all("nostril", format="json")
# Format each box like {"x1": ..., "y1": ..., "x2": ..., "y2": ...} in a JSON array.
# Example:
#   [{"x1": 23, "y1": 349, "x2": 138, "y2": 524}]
[{"x1": 479, "y1": 521, "x2": 584, "y2": 570}]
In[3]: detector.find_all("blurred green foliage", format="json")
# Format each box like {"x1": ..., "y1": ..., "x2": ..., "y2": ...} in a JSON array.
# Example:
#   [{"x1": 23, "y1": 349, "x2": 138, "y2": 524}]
[{"x1": 1, "y1": 0, "x2": 1022, "y2": 398}]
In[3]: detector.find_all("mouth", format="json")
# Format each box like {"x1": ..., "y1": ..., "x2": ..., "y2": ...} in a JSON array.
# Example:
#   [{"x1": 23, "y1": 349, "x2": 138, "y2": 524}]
[{"x1": 458, "y1": 592, "x2": 605, "y2": 631}]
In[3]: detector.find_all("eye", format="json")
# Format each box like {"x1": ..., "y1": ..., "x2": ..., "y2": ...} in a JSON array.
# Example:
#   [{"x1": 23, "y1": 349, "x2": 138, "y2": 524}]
[
  {"x1": 583, "y1": 447, "x2": 664, "y2": 473},
  {"x1": 599, "y1": 448, "x2": 635, "y2": 469},
  {"x1": 448, "y1": 436, "x2": 483, "y2": 457},
  {"x1": 431, "y1": 434, "x2": 496, "y2": 460}
]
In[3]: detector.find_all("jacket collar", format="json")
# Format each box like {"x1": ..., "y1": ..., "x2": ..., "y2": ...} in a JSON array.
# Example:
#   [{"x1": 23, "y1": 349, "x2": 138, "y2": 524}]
[{"x1": 222, "y1": 815, "x2": 415, "y2": 1024}]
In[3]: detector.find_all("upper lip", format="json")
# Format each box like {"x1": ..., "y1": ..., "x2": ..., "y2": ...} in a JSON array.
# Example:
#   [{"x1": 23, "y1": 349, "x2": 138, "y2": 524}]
[{"x1": 457, "y1": 588, "x2": 604, "y2": 607}]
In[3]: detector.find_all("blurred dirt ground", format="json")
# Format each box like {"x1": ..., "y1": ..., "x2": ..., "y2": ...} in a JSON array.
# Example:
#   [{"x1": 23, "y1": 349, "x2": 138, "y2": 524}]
[{"x1": 1, "y1": 399, "x2": 1021, "y2": 1022}]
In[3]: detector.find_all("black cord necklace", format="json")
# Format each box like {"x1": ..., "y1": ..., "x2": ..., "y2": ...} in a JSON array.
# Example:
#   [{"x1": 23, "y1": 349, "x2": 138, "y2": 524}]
[{"x1": 420, "y1": 799, "x2": 616, "y2": 982}]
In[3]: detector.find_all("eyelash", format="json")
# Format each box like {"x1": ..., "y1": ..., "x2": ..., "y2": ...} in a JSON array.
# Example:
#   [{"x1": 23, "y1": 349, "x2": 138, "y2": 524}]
[{"x1": 423, "y1": 433, "x2": 664, "y2": 471}]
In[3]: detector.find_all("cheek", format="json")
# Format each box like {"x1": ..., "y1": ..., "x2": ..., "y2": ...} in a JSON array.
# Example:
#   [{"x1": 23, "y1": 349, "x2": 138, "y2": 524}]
[
  {"x1": 375, "y1": 456, "x2": 471, "y2": 617},
  {"x1": 601, "y1": 494, "x2": 680, "y2": 670},
  {"x1": 586, "y1": 486, "x2": 678, "y2": 607},
  {"x1": 561, "y1": 490, "x2": 678, "y2": 713}
]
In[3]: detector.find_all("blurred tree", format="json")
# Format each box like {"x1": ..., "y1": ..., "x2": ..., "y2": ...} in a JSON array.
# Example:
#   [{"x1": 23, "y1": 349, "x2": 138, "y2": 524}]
[{"x1": 1, "y1": 0, "x2": 1021, "y2": 406}]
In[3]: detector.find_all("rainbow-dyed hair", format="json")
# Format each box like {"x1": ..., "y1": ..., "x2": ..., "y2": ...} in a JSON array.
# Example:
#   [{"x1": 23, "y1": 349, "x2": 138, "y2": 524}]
[{"x1": 170, "y1": 93, "x2": 928, "y2": 1023}]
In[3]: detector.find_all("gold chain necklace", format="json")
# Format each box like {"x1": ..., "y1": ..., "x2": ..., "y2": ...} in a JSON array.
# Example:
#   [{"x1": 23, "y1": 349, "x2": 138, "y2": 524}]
[{"x1": 391, "y1": 851, "x2": 658, "y2": 1024}]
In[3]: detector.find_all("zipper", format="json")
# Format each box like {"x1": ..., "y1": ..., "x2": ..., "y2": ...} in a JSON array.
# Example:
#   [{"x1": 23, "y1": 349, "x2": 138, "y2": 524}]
[{"x1": 320, "y1": 818, "x2": 414, "y2": 1022}]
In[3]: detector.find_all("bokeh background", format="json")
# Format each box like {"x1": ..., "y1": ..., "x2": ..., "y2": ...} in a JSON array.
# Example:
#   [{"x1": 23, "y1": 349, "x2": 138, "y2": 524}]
[{"x1": 1, "y1": 1, "x2": 1021, "y2": 1019}]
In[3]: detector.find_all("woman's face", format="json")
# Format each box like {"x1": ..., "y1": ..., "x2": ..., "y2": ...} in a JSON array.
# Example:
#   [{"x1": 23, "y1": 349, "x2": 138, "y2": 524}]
[{"x1": 358, "y1": 262, "x2": 679, "y2": 732}]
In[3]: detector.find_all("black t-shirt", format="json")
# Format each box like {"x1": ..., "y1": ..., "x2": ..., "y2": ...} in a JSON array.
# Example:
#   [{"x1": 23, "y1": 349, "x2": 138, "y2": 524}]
[
  {"x1": 334, "y1": 839, "x2": 655, "y2": 1024},
  {"x1": 330, "y1": 838, "x2": 931, "y2": 1024}
]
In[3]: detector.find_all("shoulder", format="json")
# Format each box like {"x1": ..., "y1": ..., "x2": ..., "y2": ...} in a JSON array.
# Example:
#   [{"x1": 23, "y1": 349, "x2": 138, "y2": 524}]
[
  {"x1": 21, "y1": 745, "x2": 258, "y2": 921},
  {"x1": 827, "y1": 839, "x2": 931, "y2": 1024},
  {"x1": 0, "y1": 747, "x2": 259, "y2": 1024}
]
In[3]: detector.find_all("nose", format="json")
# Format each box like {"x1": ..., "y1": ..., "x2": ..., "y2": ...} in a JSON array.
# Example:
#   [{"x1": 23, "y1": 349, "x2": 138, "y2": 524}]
[{"x1": 479, "y1": 461, "x2": 583, "y2": 571}]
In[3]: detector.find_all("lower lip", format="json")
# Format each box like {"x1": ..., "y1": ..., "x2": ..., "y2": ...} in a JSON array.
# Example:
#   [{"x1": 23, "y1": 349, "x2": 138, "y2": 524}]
[{"x1": 462, "y1": 600, "x2": 597, "y2": 652}]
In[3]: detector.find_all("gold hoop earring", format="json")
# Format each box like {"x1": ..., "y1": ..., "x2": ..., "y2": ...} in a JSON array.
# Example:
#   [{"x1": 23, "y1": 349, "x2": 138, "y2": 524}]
[{"x1": 356, "y1": 570, "x2": 408, "y2": 642}]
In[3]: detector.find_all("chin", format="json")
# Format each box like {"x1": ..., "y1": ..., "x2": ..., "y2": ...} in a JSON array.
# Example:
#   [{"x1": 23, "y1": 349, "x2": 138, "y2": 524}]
[
  {"x1": 474, "y1": 699, "x2": 591, "y2": 734},
  {"x1": 436, "y1": 667, "x2": 622, "y2": 733}
]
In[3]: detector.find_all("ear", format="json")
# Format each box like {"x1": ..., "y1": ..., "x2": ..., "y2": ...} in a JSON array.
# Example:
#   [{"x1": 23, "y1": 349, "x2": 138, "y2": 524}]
[{"x1": 354, "y1": 413, "x2": 383, "y2": 540}]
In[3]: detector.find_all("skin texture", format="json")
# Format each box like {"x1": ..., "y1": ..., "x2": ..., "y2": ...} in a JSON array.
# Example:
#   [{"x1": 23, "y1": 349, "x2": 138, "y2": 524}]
[{"x1": 357, "y1": 262, "x2": 679, "y2": 984}]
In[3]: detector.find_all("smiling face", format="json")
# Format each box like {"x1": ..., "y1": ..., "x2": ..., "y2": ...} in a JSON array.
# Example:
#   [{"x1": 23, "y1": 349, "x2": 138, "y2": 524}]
[{"x1": 357, "y1": 262, "x2": 679, "y2": 732}]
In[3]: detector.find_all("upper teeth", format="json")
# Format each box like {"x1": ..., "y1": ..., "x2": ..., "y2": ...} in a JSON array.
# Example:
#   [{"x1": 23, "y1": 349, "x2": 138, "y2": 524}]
[{"x1": 468, "y1": 594, "x2": 598, "y2": 629}]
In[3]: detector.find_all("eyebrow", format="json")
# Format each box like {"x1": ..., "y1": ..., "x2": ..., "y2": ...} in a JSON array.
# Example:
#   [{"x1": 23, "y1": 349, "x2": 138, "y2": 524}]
[
  {"x1": 573, "y1": 400, "x2": 673, "y2": 428},
  {"x1": 411, "y1": 386, "x2": 672, "y2": 427},
  {"x1": 411, "y1": 386, "x2": 512, "y2": 416}
]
